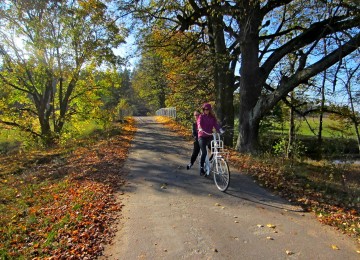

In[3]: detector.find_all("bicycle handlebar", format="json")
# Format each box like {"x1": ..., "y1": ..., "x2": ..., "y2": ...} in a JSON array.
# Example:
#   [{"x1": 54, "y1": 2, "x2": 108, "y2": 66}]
[{"x1": 199, "y1": 129, "x2": 225, "y2": 136}]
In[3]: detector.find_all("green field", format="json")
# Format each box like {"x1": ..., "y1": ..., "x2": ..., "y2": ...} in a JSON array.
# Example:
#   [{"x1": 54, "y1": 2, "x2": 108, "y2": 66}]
[
  {"x1": 0, "y1": 128, "x2": 24, "y2": 153},
  {"x1": 271, "y1": 116, "x2": 356, "y2": 138},
  {"x1": 0, "y1": 120, "x2": 104, "y2": 154}
]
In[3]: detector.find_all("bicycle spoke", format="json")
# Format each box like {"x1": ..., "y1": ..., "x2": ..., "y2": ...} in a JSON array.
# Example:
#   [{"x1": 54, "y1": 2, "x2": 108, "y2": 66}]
[{"x1": 213, "y1": 158, "x2": 230, "y2": 192}]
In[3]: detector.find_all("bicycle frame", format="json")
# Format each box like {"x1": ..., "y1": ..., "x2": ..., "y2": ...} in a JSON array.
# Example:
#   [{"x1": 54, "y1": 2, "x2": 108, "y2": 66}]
[
  {"x1": 198, "y1": 133, "x2": 230, "y2": 191},
  {"x1": 199, "y1": 133, "x2": 222, "y2": 173}
]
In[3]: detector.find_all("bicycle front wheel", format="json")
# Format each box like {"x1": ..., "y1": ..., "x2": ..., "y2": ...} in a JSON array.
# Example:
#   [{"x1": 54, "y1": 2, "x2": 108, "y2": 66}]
[{"x1": 213, "y1": 157, "x2": 230, "y2": 192}]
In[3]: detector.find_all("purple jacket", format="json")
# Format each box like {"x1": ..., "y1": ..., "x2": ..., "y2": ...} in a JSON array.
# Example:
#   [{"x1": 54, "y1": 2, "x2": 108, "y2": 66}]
[{"x1": 197, "y1": 114, "x2": 220, "y2": 138}]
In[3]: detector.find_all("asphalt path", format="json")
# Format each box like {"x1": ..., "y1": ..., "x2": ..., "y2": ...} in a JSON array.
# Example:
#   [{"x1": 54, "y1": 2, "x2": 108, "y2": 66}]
[{"x1": 101, "y1": 116, "x2": 359, "y2": 259}]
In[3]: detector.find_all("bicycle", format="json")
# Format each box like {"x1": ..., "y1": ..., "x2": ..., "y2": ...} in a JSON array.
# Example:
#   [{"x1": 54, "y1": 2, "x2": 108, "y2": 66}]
[{"x1": 199, "y1": 132, "x2": 230, "y2": 192}]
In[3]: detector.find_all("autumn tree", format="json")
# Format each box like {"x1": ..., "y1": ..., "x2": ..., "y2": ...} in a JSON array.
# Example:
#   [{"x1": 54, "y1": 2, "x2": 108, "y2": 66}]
[
  {"x1": 117, "y1": 0, "x2": 237, "y2": 145},
  {"x1": 118, "y1": 0, "x2": 360, "y2": 153},
  {"x1": 131, "y1": 49, "x2": 169, "y2": 113},
  {"x1": 141, "y1": 28, "x2": 216, "y2": 123},
  {"x1": 0, "y1": 0, "x2": 126, "y2": 146}
]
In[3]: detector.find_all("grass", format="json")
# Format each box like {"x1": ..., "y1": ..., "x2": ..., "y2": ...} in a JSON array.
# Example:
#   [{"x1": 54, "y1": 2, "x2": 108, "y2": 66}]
[
  {"x1": 0, "y1": 128, "x2": 24, "y2": 154},
  {"x1": 270, "y1": 116, "x2": 357, "y2": 138},
  {"x1": 0, "y1": 118, "x2": 136, "y2": 259},
  {"x1": 0, "y1": 120, "x2": 105, "y2": 154}
]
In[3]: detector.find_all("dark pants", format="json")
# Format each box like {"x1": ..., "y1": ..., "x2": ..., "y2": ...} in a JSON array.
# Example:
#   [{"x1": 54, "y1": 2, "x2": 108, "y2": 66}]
[
  {"x1": 190, "y1": 139, "x2": 200, "y2": 165},
  {"x1": 199, "y1": 136, "x2": 212, "y2": 168}
]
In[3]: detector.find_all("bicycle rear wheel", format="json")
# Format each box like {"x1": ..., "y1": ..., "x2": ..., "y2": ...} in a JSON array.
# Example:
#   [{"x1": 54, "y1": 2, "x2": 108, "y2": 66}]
[{"x1": 213, "y1": 157, "x2": 230, "y2": 192}]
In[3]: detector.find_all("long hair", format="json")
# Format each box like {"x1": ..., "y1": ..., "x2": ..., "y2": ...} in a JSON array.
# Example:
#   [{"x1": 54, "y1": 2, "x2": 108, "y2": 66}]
[{"x1": 208, "y1": 109, "x2": 217, "y2": 120}]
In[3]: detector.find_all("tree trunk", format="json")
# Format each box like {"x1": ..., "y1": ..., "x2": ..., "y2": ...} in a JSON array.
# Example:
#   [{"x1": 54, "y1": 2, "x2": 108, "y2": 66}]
[
  {"x1": 56, "y1": 76, "x2": 78, "y2": 135},
  {"x1": 353, "y1": 120, "x2": 360, "y2": 154},
  {"x1": 217, "y1": 87, "x2": 234, "y2": 146},
  {"x1": 41, "y1": 121, "x2": 56, "y2": 146},
  {"x1": 317, "y1": 71, "x2": 326, "y2": 160},
  {"x1": 235, "y1": 3, "x2": 262, "y2": 153},
  {"x1": 213, "y1": 66, "x2": 235, "y2": 146},
  {"x1": 236, "y1": 109, "x2": 261, "y2": 152},
  {"x1": 209, "y1": 14, "x2": 236, "y2": 147},
  {"x1": 287, "y1": 92, "x2": 295, "y2": 158},
  {"x1": 347, "y1": 81, "x2": 360, "y2": 154},
  {"x1": 34, "y1": 82, "x2": 57, "y2": 146}
]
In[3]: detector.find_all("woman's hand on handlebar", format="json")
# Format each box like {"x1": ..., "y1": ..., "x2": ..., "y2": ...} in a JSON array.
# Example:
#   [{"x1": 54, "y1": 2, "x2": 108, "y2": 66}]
[{"x1": 198, "y1": 129, "x2": 213, "y2": 136}]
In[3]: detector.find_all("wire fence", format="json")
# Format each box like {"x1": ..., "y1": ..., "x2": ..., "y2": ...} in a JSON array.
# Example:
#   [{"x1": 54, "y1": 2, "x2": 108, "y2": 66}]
[{"x1": 155, "y1": 107, "x2": 176, "y2": 118}]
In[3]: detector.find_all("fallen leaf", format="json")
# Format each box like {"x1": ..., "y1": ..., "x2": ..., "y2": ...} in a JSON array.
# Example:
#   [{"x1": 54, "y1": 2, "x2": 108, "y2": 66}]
[
  {"x1": 266, "y1": 236, "x2": 274, "y2": 240},
  {"x1": 257, "y1": 224, "x2": 264, "y2": 228},
  {"x1": 285, "y1": 250, "x2": 294, "y2": 255},
  {"x1": 331, "y1": 245, "x2": 339, "y2": 250},
  {"x1": 266, "y1": 224, "x2": 276, "y2": 228}
]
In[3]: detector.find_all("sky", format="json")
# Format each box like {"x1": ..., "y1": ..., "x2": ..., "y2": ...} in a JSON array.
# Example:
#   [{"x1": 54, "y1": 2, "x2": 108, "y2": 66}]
[{"x1": 113, "y1": 33, "x2": 139, "y2": 70}]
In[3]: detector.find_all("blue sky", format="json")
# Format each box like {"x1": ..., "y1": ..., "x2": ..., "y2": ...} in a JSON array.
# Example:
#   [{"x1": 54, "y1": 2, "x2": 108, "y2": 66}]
[{"x1": 113, "y1": 34, "x2": 139, "y2": 70}]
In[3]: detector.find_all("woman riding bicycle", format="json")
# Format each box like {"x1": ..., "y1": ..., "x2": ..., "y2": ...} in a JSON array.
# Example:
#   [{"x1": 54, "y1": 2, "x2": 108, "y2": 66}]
[{"x1": 197, "y1": 103, "x2": 223, "y2": 176}]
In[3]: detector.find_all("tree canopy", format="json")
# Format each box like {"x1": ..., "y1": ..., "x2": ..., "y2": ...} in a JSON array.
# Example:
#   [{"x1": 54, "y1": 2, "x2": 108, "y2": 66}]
[
  {"x1": 0, "y1": 0, "x2": 127, "y2": 145},
  {"x1": 119, "y1": 0, "x2": 360, "y2": 152},
  {"x1": 0, "y1": 0, "x2": 359, "y2": 152}
]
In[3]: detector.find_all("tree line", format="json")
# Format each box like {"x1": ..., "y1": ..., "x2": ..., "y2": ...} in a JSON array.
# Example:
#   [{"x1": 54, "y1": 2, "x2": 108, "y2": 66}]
[
  {"x1": 1, "y1": 0, "x2": 359, "y2": 156},
  {"x1": 0, "y1": 0, "x2": 139, "y2": 146},
  {"x1": 125, "y1": 0, "x2": 360, "y2": 155}
]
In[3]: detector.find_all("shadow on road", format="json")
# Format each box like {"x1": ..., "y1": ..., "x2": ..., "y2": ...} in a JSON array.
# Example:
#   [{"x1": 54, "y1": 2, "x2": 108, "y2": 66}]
[{"x1": 123, "y1": 117, "x2": 303, "y2": 213}]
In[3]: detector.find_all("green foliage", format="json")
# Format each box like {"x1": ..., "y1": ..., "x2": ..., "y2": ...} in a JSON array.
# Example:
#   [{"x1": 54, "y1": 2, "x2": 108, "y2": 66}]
[
  {"x1": 0, "y1": 0, "x2": 127, "y2": 146},
  {"x1": 271, "y1": 116, "x2": 357, "y2": 138},
  {"x1": 132, "y1": 51, "x2": 169, "y2": 112},
  {"x1": 273, "y1": 138, "x2": 288, "y2": 157},
  {"x1": 273, "y1": 137, "x2": 307, "y2": 159},
  {"x1": 132, "y1": 27, "x2": 215, "y2": 123}
]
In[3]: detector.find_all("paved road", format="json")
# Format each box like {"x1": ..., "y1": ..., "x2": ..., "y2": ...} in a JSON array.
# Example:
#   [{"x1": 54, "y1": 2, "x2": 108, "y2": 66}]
[{"x1": 101, "y1": 116, "x2": 359, "y2": 259}]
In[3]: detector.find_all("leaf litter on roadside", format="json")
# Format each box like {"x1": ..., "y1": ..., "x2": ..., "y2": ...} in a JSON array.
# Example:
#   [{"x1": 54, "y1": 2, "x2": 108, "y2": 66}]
[
  {"x1": 0, "y1": 119, "x2": 136, "y2": 259},
  {"x1": 156, "y1": 116, "x2": 360, "y2": 243}
]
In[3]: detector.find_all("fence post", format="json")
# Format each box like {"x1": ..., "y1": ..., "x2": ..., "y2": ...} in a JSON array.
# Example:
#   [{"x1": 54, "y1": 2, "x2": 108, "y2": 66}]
[{"x1": 155, "y1": 107, "x2": 176, "y2": 119}]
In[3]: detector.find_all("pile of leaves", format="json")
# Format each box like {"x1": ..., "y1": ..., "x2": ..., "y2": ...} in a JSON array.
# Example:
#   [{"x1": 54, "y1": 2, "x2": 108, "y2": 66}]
[
  {"x1": 156, "y1": 116, "x2": 360, "y2": 244},
  {"x1": 0, "y1": 118, "x2": 136, "y2": 259}
]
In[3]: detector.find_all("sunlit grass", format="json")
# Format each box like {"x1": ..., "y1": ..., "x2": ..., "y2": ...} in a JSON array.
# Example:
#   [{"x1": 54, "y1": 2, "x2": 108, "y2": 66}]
[
  {"x1": 0, "y1": 120, "x2": 105, "y2": 154},
  {"x1": 271, "y1": 116, "x2": 356, "y2": 138}
]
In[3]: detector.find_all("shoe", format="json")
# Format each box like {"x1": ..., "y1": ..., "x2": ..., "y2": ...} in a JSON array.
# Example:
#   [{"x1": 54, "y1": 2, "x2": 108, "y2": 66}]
[
  {"x1": 186, "y1": 163, "x2": 192, "y2": 170},
  {"x1": 200, "y1": 167, "x2": 205, "y2": 176}
]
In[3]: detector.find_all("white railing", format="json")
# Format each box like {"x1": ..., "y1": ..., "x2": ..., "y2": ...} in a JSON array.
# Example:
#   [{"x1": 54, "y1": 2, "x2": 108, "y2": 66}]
[{"x1": 155, "y1": 107, "x2": 176, "y2": 118}]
